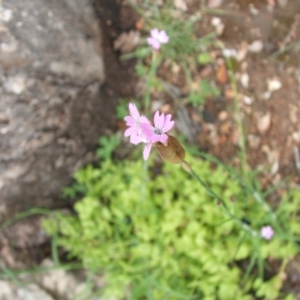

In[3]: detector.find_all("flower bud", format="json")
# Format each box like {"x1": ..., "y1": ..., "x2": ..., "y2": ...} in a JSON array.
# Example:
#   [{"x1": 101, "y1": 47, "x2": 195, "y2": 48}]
[{"x1": 156, "y1": 135, "x2": 185, "y2": 164}]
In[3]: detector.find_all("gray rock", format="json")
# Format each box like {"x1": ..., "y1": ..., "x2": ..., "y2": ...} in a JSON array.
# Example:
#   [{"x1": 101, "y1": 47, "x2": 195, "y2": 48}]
[
  {"x1": 0, "y1": 0, "x2": 108, "y2": 216},
  {"x1": 0, "y1": 280, "x2": 55, "y2": 300},
  {"x1": 0, "y1": 259, "x2": 106, "y2": 300}
]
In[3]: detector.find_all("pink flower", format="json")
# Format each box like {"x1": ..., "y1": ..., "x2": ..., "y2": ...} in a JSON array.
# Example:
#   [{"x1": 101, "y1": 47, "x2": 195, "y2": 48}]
[
  {"x1": 141, "y1": 111, "x2": 174, "y2": 160},
  {"x1": 261, "y1": 225, "x2": 274, "y2": 240},
  {"x1": 124, "y1": 104, "x2": 175, "y2": 161},
  {"x1": 124, "y1": 103, "x2": 150, "y2": 145},
  {"x1": 142, "y1": 111, "x2": 174, "y2": 143},
  {"x1": 147, "y1": 28, "x2": 169, "y2": 50}
]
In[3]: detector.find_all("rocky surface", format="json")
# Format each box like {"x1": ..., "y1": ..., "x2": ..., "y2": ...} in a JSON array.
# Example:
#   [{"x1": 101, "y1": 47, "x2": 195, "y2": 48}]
[
  {"x1": 0, "y1": 259, "x2": 105, "y2": 300},
  {"x1": 0, "y1": 281, "x2": 55, "y2": 300},
  {"x1": 0, "y1": 0, "x2": 108, "y2": 217}
]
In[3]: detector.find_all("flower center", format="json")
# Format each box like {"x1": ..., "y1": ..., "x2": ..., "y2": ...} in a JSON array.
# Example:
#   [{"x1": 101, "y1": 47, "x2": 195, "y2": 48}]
[{"x1": 154, "y1": 128, "x2": 163, "y2": 135}]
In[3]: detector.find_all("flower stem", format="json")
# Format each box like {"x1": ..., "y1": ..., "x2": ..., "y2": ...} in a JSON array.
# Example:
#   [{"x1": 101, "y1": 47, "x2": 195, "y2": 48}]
[
  {"x1": 181, "y1": 160, "x2": 257, "y2": 237},
  {"x1": 144, "y1": 51, "x2": 161, "y2": 114}
]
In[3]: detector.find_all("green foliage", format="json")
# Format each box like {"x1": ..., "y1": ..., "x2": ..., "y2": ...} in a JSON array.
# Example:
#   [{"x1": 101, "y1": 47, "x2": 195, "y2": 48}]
[
  {"x1": 43, "y1": 154, "x2": 298, "y2": 299},
  {"x1": 96, "y1": 135, "x2": 120, "y2": 161},
  {"x1": 121, "y1": 1, "x2": 219, "y2": 111},
  {"x1": 116, "y1": 99, "x2": 129, "y2": 120},
  {"x1": 135, "y1": 61, "x2": 148, "y2": 76},
  {"x1": 188, "y1": 80, "x2": 220, "y2": 106},
  {"x1": 197, "y1": 52, "x2": 213, "y2": 65}
]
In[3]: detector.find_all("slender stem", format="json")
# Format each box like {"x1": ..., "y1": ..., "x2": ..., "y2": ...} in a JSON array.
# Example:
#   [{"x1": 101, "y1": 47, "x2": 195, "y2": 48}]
[
  {"x1": 51, "y1": 232, "x2": 61, "y2": 266},
  {"x1": 0, "y1": 208, "x2": 54, "y2": 232},
  {"x1": 181, "y1": 160, "x2": 257, "y2": 237},
  {"x1": 144, "y1": 51, "x2": 160, "y2": 114},
  {"x1": 0, "y1": 263, "x2": 83, "y2": 279},
  {"x1": 227, "y1": 59, "x2": 248, "y2": 175},
  {"x1": 216, "y1": 41, "x2": 248, "y2": 174}
]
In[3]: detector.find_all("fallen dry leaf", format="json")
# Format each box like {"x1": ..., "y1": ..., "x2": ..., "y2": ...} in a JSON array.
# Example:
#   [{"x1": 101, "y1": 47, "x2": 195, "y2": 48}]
[
  {"x1": 237, "y1": 42, "x2": 248, "y2": 61},
  {"x1": 224, "y1": 88, "x2": 234, "y2": 99},
  {"x1": 174, "y1": 0, "x2": 187, "y2": 11},
  {"x1": 208, "y1": 0, "x2": 224, "y2": 8},
  {"x1": 114, "y1": 30, "x2": 140, "y2": 54},
  {"x1": 161, "y1": 104, "x2": 172, "y2": 113},
  {"x1": 135, "y1": 19, "x2": 144, "y2": 30},
  {"x1": 231, "y1": 126, "x2": 240, "y2": 145},
  {"x1": 211, "y1": 17, "x2": 225, "y2": 35},
  {"x1": 267, "y1": 0, "x2": 276, "y2": 8},
  {"x1": 216, "y1": 63, "x2": 228, "y2": 85}
]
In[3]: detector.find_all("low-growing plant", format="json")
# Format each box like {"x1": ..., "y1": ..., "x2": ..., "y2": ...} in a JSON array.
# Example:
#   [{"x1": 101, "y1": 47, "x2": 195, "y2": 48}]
[
  {"x1": 122, "y1": 0, "x2": 218, "y2": 111},
  {"x1": 43, "y1": 152, "x2": 299, "y2": 300}
]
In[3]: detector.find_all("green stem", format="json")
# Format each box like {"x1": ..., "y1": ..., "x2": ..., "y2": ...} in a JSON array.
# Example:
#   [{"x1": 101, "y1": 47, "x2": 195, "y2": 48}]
[
  {"x1": 0, "y1": 263, "x2": 83, "y2": 280},
  {"x1": 0, "y1": 208, "x2": 54, "y2": 232},
  {"x1": 216, "y1": 41, "x2": 248, "y2": 175},
  {"x1": 144, "y1": 51, "x2": 161, "y2": 114},
  {"x1": 181, "y1": 160, "x2": 257, "y2": 237},
  {"x1": 227, "y1": 59, "x2": 248, "y2": 175},
  {"x1": 187, "y1": 149, "x2": 286, "y2": 234}
]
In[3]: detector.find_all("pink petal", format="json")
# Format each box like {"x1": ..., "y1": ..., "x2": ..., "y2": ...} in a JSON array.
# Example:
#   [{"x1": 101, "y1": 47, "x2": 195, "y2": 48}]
[
  {"x1": 124, "y1": 116, "x2": 135, "y2": 126},
  {"x1": 158, "y1": 31, "x2": 169, "y2": 43},
  {"x1": 124, "y1": 126, "x2": 136, "y2": 137},
  {"x1": 162, "y1": 114, "x2": 174, "y2": 132},
  {"x1": 130, "y1": 135, "x2": 143, "y2": 145},
  {"x1": 153, "y1": 111, "x2": 160, "y2": 128},
  {"x1": 158, "y1": 112, "x2": 165, "y2": 129},
  {"x1": 143, "y1": 143, "x2": 152, "y2": 160},
  {"x1": 140, "y1": 115, "x2": 150, "y2": 124},
  {"x1": 163, "y1": 120, "x2": 174, "y2": 132},
  {"x1": 141, "y1": 122, "x2": 154, "y2": 132},
  {"x1": 141, "y1": 123, "x2": 155, "y2": 142},
  {"x1": 153, "y1": 111, "x2": 165, "y2": 129},
  {"x1": 147, "y1": 37, "x2": 160, "y2": 50},
  {"x1": 151, "y1": 134, "x2": 168, "y2": 144},
  {"x1": 128, "y1": 103, "x2": 139, "y2": 119},
  {"x1": 150, "y1": 28, "x2": 160, "y2": 39},
  {"x1": 147, "y1": 37, "x2": 153, "y2": 46}
]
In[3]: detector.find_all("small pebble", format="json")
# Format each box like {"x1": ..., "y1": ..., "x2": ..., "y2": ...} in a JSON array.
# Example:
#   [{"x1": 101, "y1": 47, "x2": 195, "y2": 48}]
[
  {"x1": 222, "y1": 48, "x2": 237, "y2": 58},
  {"x1": 240, "y1": 73, "x2": 249, "y2": 88},
  {"x1": 0, "y1": 8, "x2": 13, "y2": 22},
  {"x1": 211, "y1": 17, "x2": 225, "y2": 35},
  {"x1": 243, "y1": 95, "x2": 253, "y2": 105},
  {"x1": 267, "y1": 78, "x2": 282, "y2": 92},
  {"x1": 257, "y1": 112, "x2": 271, "y2": 134},
  {"x1": 247, "y1": 134, "x2": 261, "y2": 149},
  {"x1": 4, "y1": 76, "x2": 26, "y2": 95},
  {"x1": 248, "y1": 40, "x2": 264, "y2": 53},
  {"x1": 218, "y1": 111, "x2": 228, "y2": 121}
]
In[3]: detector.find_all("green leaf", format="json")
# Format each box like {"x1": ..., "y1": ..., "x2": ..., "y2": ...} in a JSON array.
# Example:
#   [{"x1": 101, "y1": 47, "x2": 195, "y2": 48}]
[
  {"x1": 116, "y1": 99, "x2": 128, "y2": 120},
  {"x1": 200, "y1": 79, "x2": 220, "y2": 97},
  {"x1": 188, "y1": 92, "x2": 205, "y2": 106},
  {"x1": 135, "y1": 61, "x2": 148, "y2": 76},
  {"x1": 96, "y1": 135, "x2": 120, "y2": 161},
  {"x1": 198, "y1": 52, "x2": 213, "y2": 64}
]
